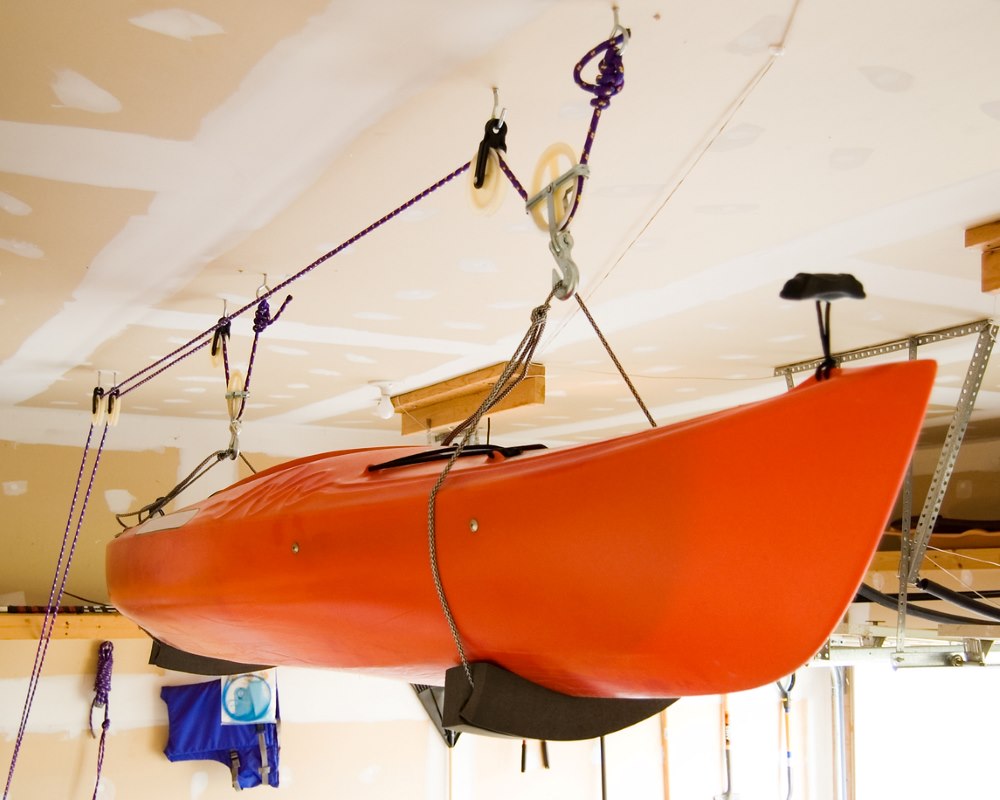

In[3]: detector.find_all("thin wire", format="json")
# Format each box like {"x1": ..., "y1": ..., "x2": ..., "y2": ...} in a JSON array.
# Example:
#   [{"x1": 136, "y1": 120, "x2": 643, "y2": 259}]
[
  {"x1": 63, "y1": 591, "x2": 112, "y2": 607},
  {"x1": 925, "y1": 543, "x2": 1000, "y2": 569},
  {"x1": 542, "y1": 0, "x2": 803, "y2": 351}
]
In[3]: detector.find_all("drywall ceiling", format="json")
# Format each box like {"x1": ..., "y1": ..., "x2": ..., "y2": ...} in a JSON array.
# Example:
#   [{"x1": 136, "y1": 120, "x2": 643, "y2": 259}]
[{"x1": 2, "y1": 0, "x2": 1000, "y2": 453}]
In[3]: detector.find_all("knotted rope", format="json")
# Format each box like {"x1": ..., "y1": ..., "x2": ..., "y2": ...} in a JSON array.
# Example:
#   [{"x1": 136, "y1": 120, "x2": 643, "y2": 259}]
[
  {"x1": 90, "y1": 641, "x2": 114, "y2": 800},
  {"x1": 573, "y1": 35, "x2": 626, "y2": 110},
  {"x1": 232, "y1": 294, "x2": 293, "y2": 420},
  {"x1": 561, "y1": 31, "x2": 628, "y2": 230}
]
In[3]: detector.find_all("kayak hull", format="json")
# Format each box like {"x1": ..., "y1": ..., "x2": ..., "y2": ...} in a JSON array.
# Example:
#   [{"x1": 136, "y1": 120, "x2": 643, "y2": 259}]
[{"x1": 107, "y1": 361, "x2": 936, "y2": 697}]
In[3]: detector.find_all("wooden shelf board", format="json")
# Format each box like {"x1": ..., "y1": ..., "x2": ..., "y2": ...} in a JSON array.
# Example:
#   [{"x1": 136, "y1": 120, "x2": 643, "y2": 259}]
[{"x1": 0, "y1": 612, "x2": 147, "y2": 641}]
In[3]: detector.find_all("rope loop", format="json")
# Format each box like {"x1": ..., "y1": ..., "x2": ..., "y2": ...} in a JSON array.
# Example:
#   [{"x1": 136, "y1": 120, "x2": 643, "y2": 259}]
[
  {"x1": 574, "y1": 34, "x2": 627, "y2": 109},
  {"x1": 253, "y1": 295, "x2": 292, "y2": 334}
]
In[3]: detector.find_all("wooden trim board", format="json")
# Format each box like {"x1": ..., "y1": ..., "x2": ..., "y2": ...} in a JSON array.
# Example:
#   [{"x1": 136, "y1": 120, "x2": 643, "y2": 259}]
[{"x1": 0, "y1": 612, "x2": 146, "y2": 641}]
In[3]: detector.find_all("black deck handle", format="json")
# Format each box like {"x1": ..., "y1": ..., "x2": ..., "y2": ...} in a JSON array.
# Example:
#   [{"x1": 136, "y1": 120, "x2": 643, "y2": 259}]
[{"x1": 367, "y1": 443, "x2": 546, "y2": 472}]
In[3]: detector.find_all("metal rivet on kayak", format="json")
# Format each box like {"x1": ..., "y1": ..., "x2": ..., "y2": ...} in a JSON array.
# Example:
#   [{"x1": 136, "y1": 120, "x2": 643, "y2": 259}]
[
  {"x1": 291, "y1": 542, "x2": 300, "y2": 554},
  {"x1": 469, "y1": 519, "x2": 479, "y2": 533}
]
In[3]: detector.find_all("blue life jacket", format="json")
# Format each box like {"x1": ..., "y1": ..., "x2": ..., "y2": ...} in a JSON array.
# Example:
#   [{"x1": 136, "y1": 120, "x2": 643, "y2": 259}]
[{"x1": 161, "y1": 680, "x2": 279, "y2": 790}]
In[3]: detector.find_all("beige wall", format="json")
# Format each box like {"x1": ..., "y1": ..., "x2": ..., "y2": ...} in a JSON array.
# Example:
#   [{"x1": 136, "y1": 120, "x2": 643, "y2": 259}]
[
  {"x1": 0, "y1": 638, "x2": 653, "y2": 799},
  {"x1": 0, "y1": 436, "x2": 295, "y2": 606},
  {"x1": 0, "y1": 440, "x2": 181, "y2": 605}
]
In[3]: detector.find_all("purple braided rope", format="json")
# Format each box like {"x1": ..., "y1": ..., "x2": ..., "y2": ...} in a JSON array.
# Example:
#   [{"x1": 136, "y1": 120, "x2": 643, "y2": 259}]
[
  {"x1": 562, "y1": 33, "x2": 627, "y2": 229},
  {"x1": 119, "y1": 340, "x2": 211, "y2": 398},
  {"x1": 4, "y1": 423, "x2": 110, "y2": 800},
  {"x1": 90, "y1": 641, "x2": 113, "y2": 800},
  {"x1": 222, "y1": 332, "x2": 231, "y2": 387},
  {"x1": 113, "y1": 162, "x2": 470, "y2": 400},
  {"x1": 235, "y1": 295, "x2": 292, "y2": 420},
  {"x1": 496, "y1": 153, "x2": 529, "y2": 201},
  {"x1": 4, "y1": 424, "x2": 93, "y2": 799}
]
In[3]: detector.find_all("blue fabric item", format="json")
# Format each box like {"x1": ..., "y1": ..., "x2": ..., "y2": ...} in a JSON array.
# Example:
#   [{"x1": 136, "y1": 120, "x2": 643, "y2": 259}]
[{"x1": 161, "y1": 680, "x2": 279, "y2": 789}]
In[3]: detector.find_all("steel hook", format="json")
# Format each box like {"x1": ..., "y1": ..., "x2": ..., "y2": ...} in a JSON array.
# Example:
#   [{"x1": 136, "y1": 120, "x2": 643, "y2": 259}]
[
  {"x1": 491, "y1": 87, "x2": 506, "y2": 134},
  {"x1": 548, "y1": 228, "x2": 579, "y2": 300}
]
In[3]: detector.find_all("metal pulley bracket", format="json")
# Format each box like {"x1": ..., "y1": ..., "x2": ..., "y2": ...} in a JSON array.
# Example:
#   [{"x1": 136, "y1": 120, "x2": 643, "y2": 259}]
[{"x1": 526, "y1": 162, "x2": 589, "y2": 299}]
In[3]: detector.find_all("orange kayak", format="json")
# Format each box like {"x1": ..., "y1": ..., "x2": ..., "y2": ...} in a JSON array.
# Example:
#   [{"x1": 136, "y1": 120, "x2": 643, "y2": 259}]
[{"x1": 107, "y1": 361, "x2": 935, "y2": 698}]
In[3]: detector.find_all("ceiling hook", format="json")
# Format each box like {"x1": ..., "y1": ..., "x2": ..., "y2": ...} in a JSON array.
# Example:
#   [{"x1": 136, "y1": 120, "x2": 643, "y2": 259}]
[
  {"x1": 256, "y1": 274, "x2": 270, "y2": 299},
  {"x1": 491, "y1": 87, "x2": 506, "y2": 134},
  {"x1": 609, "y1": 5, "x2": 630, "y2": 52}
]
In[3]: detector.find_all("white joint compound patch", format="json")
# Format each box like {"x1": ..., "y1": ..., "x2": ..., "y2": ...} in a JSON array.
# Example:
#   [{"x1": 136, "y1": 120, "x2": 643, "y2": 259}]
[
  {"x1": 104, "y1": 489, "x2": 137, "y2": 514},
  {"x1": 50, "y1": 69, "x2": 122, "y2": 113},
  {"x1": 128, "y1": 9, "x2": 224, "y2": 41}
]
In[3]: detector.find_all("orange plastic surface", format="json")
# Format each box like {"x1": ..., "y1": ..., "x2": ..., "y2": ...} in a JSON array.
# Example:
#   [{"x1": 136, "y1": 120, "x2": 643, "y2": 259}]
[{"x1": 107, "y1": 361, "x2": 936, "y2": 697}]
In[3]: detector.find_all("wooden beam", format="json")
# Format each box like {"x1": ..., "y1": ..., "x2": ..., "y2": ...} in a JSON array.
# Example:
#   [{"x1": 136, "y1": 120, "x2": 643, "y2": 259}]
[
  {"x1": 965, "y1": 220, "x2": 1000, "y2": 249},
  {"x1": 965, "y1": 220, "x2": 1000, "y2": 294},
  {"x1": 0, "y1": 612, "x2": 147, "y2": 641},
  {"x1": 393, "y1": 362, "x2": 545, "y2": 435},
  {"x1": 983, "y1": 248, "x2": 1000, "y2": 294},
  {"x1": 869, "y1": 547, "x2": 1000, "y2": 575}
]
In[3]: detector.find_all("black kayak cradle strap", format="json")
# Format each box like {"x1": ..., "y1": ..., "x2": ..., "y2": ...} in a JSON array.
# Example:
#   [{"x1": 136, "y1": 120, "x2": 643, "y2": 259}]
[
  {"x1": 149, "y1": 639, "x2": 273, "y2": 676},
  {"x1": 441, "y1": 662, "x2": 674, "y2": 741}
]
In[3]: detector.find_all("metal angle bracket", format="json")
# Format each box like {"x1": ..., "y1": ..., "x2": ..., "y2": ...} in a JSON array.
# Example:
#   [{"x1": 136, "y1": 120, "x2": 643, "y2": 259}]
[
  {"x1": 906, "y1": 321, "x2": 998, "y2": 583},
  {"x1": 896, "y1": 336, "x2": 919, "y2": 655},
  {"x1": 963, "y1": 638, "x2": 992, "y2": 666},
  {"x1": 774, "y1": 319, "x2": 995, "y2": 379}
]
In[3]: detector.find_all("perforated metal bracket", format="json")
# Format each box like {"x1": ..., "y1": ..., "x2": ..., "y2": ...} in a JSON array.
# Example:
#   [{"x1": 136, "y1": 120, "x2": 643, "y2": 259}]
[
  {"x1": 774, "y1": 319, "x2": 995, "y2": 381},
  {"x1": 774, "y1": 319, "x2": 998, "y2": 585},
  {"x1": 906, "y1": 322, "x2": 997, "y2": 582},
  {"x1": 896, "y1": 337, "x2": 920, "y2": 655}
]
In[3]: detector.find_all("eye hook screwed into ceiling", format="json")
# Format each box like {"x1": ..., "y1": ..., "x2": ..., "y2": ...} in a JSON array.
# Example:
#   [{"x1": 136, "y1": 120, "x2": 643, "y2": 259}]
[{"x1": 256, "y1": 273, "x2": 271, "y2": 299}]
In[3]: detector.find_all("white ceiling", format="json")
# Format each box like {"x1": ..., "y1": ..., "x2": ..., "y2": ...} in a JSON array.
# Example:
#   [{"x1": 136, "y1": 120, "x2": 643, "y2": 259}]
[{"x1": 2, "y1": 0, "x2": 1000, "y2": 453}]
